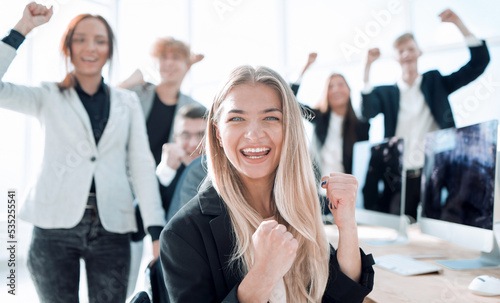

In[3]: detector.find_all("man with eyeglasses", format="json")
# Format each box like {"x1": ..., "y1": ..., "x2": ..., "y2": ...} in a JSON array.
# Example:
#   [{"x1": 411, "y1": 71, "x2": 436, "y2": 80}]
[{"x1": 156, "y1": 103, "x2": 207, "y2": 191}]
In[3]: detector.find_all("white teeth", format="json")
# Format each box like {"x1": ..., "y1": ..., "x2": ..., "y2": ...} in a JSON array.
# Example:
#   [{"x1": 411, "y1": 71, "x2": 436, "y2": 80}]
[
  {"x1": 247, "y1": 155, "x2": 264, "y2": 159},
  {"x1": 82, "y1": 57, "x2": 97, "y2": 62},
  {"x1": 241, "y1": 147, "x2": 270, "y2": 153}
]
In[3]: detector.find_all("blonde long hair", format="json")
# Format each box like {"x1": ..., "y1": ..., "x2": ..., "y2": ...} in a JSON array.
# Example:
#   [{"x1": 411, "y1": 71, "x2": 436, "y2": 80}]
[{"x1": 206, "y1": 65, "x2": 330, "y2": 302}]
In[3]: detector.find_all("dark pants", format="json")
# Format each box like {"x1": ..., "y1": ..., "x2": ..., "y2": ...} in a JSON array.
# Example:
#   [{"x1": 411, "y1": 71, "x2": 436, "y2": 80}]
[
  {"x1": 405, "y1": 170, "x2": 422, "y2": 222},
  {"x1": 27, "y1": 197, "x2": 131, "y2": 303}
]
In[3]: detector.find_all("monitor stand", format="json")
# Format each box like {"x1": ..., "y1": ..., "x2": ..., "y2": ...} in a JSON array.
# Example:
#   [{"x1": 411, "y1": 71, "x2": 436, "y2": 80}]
[
  {"x1": 364, "y1": 215, "x2": 410, "y2": 246},
  {"x1": 437, "y1": 234, "x2": 500, "y2": 270}
]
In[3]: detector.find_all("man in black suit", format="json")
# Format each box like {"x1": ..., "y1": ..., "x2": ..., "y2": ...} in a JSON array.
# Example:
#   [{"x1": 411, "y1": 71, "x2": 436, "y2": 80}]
[{"x1": 361, "y1": 9, "x2": 490, "y2": 220}]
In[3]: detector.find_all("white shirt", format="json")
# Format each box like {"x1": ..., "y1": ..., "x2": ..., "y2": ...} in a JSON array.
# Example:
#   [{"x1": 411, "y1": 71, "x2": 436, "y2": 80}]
[
  {"x1": 395, "y1": 75, "x2": 439, "y2": 169},
  {"x1": 363, "y1": 35, "x2": 482, "y2": 170},
  {"x1": 319, "y1": 112, "x2": 345, "y2": 178},
  {"x1": 156, "y1": 162, "x2": 177, "y2": 186}
]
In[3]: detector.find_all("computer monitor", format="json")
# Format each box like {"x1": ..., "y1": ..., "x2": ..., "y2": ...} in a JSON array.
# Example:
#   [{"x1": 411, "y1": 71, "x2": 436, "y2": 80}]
[
  {"x1": 419, "y1": 120, "x2": 500, "y2": 269},
  {"x1": 352, "y1": 137, "x2": 410, "y2": 245}
]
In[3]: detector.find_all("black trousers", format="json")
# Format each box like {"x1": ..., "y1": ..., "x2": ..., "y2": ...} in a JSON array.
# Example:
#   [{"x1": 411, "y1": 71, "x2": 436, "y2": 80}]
[{"x1": 27, "y1": 197, "x2": 131, "y2": 303}]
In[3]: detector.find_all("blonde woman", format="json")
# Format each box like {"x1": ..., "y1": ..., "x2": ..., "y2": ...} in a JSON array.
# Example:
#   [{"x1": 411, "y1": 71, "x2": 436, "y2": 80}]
[{"x1": 160, "y1": 65, "x2": 374, "y2": 302}]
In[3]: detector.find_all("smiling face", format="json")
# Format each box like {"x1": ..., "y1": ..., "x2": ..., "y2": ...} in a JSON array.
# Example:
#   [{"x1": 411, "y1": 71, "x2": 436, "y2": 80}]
[
  {"x1": 174, "y1": 117, "x2": 207, "y2": 165},
  {"x1": 327, "y1": 75, "x2": 350, "y2": 112},
  {"x1": 394, "y1": 38, "x2": 422, "y2": 69},
  {"x1": 215, "y1": 83, "x2": 283, "y2": 186},
  {"x1": 157, "y1": 51, "x2": 189, "y2": 85},
  {"x1": 70, "y1": 17, "x2": 110, "y2": 80}
]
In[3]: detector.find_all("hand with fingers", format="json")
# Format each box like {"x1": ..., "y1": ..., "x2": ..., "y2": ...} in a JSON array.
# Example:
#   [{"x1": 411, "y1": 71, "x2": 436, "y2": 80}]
[
  {"x1": 161, "y1": 142, "x2": 186, "y2": 170},
  {"x1": 118, "y1": 69, "x2": 145, "y2": 89},
  {"x1": 189, "y1": 53, "x2": 205, "y2": 67},
  {"x1": 438, "y1": 8, "x2": 473, "y2": 37},
  {"x1": 439, "y1": 9, "x2": 461, "y2": 24},
  {"x1": 252, "y1": 220, "x2": 298, "y2": 282},
  {"x1": 300, "y1": 52, "x2": 318, "y2": 78},
  {"x1": 366, "y1": 48, "x2": 380, "y2": 65},
  {"x1": 14, "y1": 2, "x2": 53, "y2": 36},
  {"x1": 321, "y1": 172, "x2": 359, "y2": 230},
  {"x1": 237, "y1": 220, "x2": 298, "y2": 302}
]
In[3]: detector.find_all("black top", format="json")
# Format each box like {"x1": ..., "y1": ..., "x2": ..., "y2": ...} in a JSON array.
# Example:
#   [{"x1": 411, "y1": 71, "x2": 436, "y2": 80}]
[
  {"x1": 75, "y1": 78, "x2": 110, "y2": 194},
  {"x1": 146, "y1": 93, "x2": 177, "y2": 165},
  {"x1": 290, "y1": 83, "x2": 370, "y2": 175},
  {"x1": 161, "y1": 185, "x2": 375, "y2": 302},
  {"x1": 1, "y1": 29, "x2": 24, "y2": 49},
  {"x1": 160, "y1": 164, "x2": 185, "y2": 212},
  {"x1": 75, "y1": 78, "x2": 110, "y2": 145}
]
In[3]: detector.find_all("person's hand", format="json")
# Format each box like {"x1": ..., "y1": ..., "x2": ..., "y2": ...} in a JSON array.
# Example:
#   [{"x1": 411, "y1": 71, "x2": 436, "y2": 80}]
[
  {"x1": 438, "y1": 8, "x2": 472, "y2": 37},
  {"x1": 189, "y1": 53, "x2": 204, "y2": 68},
  {"x1": 366, "y1": 48, "x2": 380, "y2": 65},
  {"x1": 439, "y1": 9, "x2": 461, "y2": 24},
  {"x1": 300, "y1": 52, "x2": 317, "y2": 76},
  {"x1": 152, "y1": 240, "x2": 160, "y2": 259},
  {"x1": 118, "y1": 69, "x2": 145, "y2": 89},
  {"x1": 306, "y1": 52, "x2": 317, "y2": 67},
  {"x1": 14, "y1": 2, "x2": 53, "y2": 36},
  {"x1": 147, "y1": 240, "x2": 160, "y2": 267},
  {"x1": 161, "y1": 142, "x2": 185, "y2": 170},
  {"x1": 251, "y1": 220, "x2": 298, "y2": 283},
  {"x1": 321, "y1": 173, "x2": 358, "y2": 230}
]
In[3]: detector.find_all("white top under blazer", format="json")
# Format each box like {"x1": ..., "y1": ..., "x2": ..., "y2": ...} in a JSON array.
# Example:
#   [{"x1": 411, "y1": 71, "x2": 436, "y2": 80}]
[{"x1": 0, "y1": 41, "x2": 166, "y2": 233}]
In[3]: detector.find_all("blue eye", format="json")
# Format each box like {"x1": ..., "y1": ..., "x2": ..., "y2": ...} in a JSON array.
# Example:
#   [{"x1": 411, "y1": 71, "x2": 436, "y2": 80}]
[
  {"x1": 228, "y1": 117, "x2": 243, "y2": 121},
  {"x1": 265, "y1": 116, "x2": 280, "y2": 121},
  {"x1": 96, "y1": 40, "x2": 107, "y2": 45}
]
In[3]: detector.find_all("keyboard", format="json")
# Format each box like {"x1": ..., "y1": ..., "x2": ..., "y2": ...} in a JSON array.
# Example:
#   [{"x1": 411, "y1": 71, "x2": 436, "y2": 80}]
[{"x1": 375, "y1": 254, "x2": 443, "y2": 276}]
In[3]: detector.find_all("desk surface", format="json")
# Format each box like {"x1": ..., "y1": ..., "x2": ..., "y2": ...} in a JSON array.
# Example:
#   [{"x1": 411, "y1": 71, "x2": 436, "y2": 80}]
[{"x1": 325, "y1": 224, "x2": 500, "y2": 303}]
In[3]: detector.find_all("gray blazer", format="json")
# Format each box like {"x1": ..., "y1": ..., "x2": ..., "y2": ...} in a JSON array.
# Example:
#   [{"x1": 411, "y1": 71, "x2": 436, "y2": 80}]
[
  {"x1": 0, "y1": 42, "x2": 166, "y2": 233},
  {"x1": 128, "y1": 83, "x2": 201, "y2": 143}
]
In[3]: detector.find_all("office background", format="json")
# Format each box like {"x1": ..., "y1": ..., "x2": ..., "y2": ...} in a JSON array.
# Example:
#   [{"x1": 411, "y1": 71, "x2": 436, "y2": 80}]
[{"x1": 0, "y1": 0, "x2": 500, "y2": 301}]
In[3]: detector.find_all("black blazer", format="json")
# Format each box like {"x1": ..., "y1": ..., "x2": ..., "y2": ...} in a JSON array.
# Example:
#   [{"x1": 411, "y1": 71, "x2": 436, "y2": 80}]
[
  {"x1": 160, "y1": 184, "x2": 375, "y2": 303},
  {"x1": 361, "y1": 41, "x2": 490, "y2": 138},
  {"x1": 308, "y1": 106, "x2": 370, "y2": 174}
]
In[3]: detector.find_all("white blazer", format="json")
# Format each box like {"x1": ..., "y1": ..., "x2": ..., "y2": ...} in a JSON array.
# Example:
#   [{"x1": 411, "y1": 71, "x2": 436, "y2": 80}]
[{"x1": 0, "y1": 42, "x2": 166, "y2": 233}]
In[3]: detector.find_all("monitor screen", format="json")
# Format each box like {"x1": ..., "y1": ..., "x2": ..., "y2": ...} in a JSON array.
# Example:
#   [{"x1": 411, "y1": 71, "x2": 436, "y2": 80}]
[
  {"x1": 421, "y1": 120, "x2": 497, "y2": 230},
  {"x1": 419, "y1": 120, "x2": 500, "y2": 269},
  {"x1": 352, "y1": 137, "x2": 409, "y2": 243}
]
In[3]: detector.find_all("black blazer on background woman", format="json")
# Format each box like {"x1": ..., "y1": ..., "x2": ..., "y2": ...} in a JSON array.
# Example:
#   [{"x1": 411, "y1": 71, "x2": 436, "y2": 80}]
[{"x1": 291, "y1": 84, "x2": 370, "y2": 175}]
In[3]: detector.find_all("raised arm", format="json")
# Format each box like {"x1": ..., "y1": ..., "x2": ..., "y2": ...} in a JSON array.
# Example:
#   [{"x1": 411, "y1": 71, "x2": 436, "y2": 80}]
[
  {"x1": 437, "y1": 9, "x2": 490, "y2": 94},
  {"x1": 291, "y1": 52, "x2": 317, "y2": 96},
  {"x1": 321, "y1": 173, "x2": 361, "y2": 282},
  {"x1": 13, "y1": 2, "x2": 53, "y2": 36},
  {"x1": 363, "y1": 48, "x2": 380, "y2": 86},
  {"x1": 439, "y1": 9, "x2": 473, "y2": 37},
  {"x1": 0, "y1": 3, "x2": 53, "y2": 117}
]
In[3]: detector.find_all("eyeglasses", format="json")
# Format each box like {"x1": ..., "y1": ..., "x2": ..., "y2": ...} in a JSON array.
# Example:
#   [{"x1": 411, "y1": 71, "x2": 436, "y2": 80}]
[{"x1": 177, "y1": 132, "x2": 205, "y2": 140}]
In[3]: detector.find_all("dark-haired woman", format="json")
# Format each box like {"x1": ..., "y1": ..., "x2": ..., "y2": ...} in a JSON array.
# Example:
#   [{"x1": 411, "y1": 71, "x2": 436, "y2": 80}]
[
  {"x1": 0, "y1": 3, "x2": 165, "y2": 302},
  {"x1": 298, "y1": 74, "x2": 370, "y2": 213}
]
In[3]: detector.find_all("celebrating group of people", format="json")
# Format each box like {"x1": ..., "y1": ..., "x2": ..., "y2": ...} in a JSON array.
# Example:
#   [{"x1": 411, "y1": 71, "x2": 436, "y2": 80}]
[{"x1": 0, "y1": 2, "x2": 490, "y2": 303}]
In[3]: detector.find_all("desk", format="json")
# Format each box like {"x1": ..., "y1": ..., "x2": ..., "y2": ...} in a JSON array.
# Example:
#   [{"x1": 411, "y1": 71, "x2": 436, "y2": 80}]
[{"x1": 325, "y1": 225, "x2": 500, "y2": 303}]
